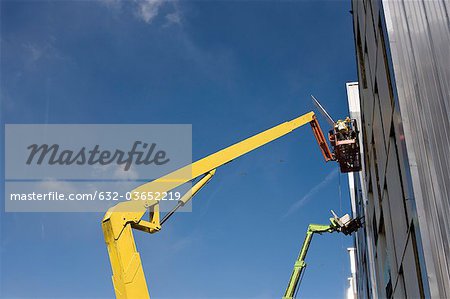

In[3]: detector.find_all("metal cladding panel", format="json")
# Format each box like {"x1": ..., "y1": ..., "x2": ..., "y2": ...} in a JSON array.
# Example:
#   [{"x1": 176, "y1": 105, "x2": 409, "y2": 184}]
[
  {"x1": 352, "y1": 1, "x2": 358, "y2": 36},
  {"x1": 373, "y1": 177, "x2": 381, "y2": 226},
  {"x1": 372, "y1": 94, "x2": 387, "y2": 188},
  {"x1": 393, "y1": 272, "x2": 406, "y2": 298},
  {"x1": 385, "y1": 141, "x2": 409, "y2": 265},
  {"x1": 382, "y1": 0, "x2": 450, "y2": 297},
  {"x1": 371, "y1": 0, "x2": 381, "y2": 30},
  {"x1": 362, "y1": 73, "x2": 375, "y2": 146},
  {"x1": 380, "y1": 188, "x2": 400, "y2": 286},
  {"x1": 375, "y1": 44, "x2": 394, "y2": 147},
  {"x1": 365, "y1": 8, "x2": 378, "y2": 84},
  {"x1": 369, "y1": 151, "x2": 378, "y2": 211},
  {"x1": 357, "y1": 0, "x2": 367, "y2": 42},
  {"x1": 403, "y1": 235, "x2": 422, "y2": 298},
  {"x1": 391, "y1": 106, "x2": 416, "y2": 218}
]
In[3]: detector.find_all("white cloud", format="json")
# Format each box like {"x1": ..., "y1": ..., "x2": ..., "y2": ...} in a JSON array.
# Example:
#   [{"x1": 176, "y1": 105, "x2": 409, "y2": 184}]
[
  {"x1": 24, "y1": 42, "x2": 51, "y2": 65},
  {"x1": 282, "y1": 168, "x2": 339, "y2": 218},
  {"x1": 23, "y1": 38, "x2": 69, "y2": 69},
  {"x1": 90, "y1": 163, "x2": 139, "y2": 180},
  {"x1": 26, "y1": 44, "x2": 44, "y2": 62},
  {"x1": 165, "y1": 10, "x2": 181, "y2": 25},
  {"x1": 113, "y1": 164, "x2": 139, "y2": 180},
  {"x1": 101, "y1": 0, "x2": 182, "y2": 26},
  {"x1": 135, "y1": 0, "x2": 165, "y2": 23}
]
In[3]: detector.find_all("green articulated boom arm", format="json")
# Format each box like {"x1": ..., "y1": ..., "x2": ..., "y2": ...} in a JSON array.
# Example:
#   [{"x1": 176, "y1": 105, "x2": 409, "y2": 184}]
[
  {"x1": 282, "y1": 212, "x2": 362, "y2": 299},
  {"x1": 283, "y1": 224, "x2": 334, "y2": 299}
]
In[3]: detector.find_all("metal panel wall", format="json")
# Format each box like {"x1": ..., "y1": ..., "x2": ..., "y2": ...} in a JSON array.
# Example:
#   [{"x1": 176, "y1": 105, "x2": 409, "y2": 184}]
[
  {"x1": 382, "y1": 0, "x2": 450, "y2": 297},
  {"x1": 349, "y1": 0, "x2": 450, "y2": 297}
]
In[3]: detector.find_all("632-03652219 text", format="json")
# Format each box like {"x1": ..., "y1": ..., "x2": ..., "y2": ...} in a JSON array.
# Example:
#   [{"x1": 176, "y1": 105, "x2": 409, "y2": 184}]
[{"x1": 9, "y1": 191, "x2": 182, "y2": 201}]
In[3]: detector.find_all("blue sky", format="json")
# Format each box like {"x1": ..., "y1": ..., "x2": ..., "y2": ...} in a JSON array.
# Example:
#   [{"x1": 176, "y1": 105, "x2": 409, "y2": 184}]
[{"x1": 1, "y1": 1, "x2": 357, "y2": 298}]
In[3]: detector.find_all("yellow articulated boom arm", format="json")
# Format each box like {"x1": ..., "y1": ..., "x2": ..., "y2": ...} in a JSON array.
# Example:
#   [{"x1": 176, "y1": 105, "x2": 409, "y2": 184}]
[{"x1": 102, "y1": 111, "x2": 332, "y2": 299}]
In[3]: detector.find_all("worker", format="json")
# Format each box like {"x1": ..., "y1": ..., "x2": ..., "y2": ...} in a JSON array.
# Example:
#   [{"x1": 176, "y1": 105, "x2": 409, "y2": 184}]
[{"x1": 334, "y1": 117, "x2": 351, "y2": 140}]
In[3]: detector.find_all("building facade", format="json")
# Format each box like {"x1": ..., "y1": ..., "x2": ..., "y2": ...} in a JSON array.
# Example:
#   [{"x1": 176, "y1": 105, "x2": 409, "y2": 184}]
[{"x1": 347, "y1": 0, "x2": 450, "y2": 298}]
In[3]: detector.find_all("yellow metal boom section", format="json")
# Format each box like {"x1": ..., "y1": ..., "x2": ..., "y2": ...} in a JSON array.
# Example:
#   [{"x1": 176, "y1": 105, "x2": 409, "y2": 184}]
[{"x1": 102, "y1": 111, "x2": 318, "y2": 299}]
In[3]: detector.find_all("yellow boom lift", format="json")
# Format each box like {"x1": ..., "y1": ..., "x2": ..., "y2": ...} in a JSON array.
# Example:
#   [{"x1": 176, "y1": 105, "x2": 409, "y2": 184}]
[{"x1": 102, "y1": 111, "x2": 358, "y2": 298}]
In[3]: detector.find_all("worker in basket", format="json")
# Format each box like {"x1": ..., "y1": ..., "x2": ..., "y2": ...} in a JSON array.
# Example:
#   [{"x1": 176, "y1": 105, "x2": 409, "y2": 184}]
[{"x1": 334, "y1": 117, "x2": 355, "y2": 141}]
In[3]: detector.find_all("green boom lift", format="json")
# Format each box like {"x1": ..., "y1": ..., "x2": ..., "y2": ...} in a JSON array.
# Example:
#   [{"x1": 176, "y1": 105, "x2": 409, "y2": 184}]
[{"x1": 283, "y1": 211, "x2": 362, "y2": 299}]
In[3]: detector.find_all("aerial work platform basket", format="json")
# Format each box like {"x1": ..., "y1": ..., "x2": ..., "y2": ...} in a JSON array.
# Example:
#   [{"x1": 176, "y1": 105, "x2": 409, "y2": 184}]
[{"x1": 329, "y1": 118, "x2": 361, "y2": 173}]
